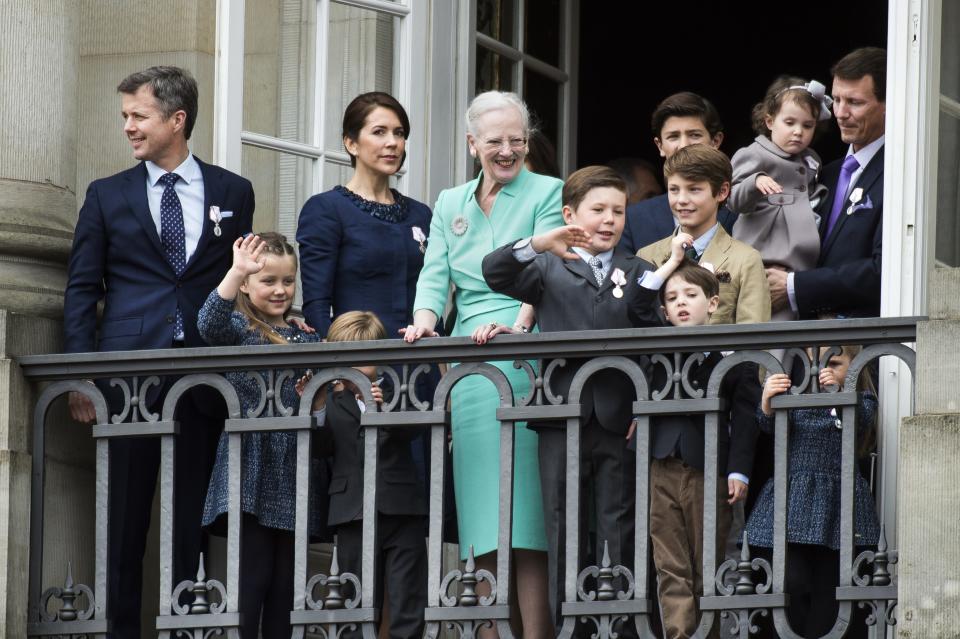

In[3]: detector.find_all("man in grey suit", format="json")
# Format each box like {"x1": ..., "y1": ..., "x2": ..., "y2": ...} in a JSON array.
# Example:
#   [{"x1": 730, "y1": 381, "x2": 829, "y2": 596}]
[{"x1": 482, "y1": 166, "x2": 683, "y2": 633}]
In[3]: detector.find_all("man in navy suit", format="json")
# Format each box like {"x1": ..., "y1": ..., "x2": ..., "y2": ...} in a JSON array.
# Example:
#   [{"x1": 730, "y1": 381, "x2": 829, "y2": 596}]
[
  {"x1": 619, "y1": 92, "x2": 737, "y2": 255},
  {"x1": 768, "y1": 47, "x2": 886, "y2": 318},
  {"x1": 63, "y1": 66, "x2": 254, "y2": 638}
]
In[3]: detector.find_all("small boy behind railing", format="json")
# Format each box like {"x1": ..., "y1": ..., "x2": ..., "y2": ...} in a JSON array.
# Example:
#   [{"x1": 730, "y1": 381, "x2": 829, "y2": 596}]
[{"x1": 646, "y1": 259, "x2": 761, "y2": 638}]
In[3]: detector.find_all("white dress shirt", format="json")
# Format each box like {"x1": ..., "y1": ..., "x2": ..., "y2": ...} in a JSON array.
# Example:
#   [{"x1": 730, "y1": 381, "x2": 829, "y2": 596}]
[{"x1": 145, "y1": 154, "x2": 205, "y2": 263}]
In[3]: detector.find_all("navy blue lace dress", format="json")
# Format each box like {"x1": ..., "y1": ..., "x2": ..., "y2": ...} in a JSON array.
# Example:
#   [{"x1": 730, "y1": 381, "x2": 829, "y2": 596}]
[
  {"x1": 745, "y1": 392, "x2": 880, "y2": 551},
  {"x1": 198, "y1": 290, "x2": 327, "y2": 538}
]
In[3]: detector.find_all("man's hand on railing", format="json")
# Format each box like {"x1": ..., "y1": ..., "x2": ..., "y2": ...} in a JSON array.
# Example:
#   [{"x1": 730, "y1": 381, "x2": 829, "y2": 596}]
[
  {"x1": 727, "y1": 477, "x2": 748, "y2": 505},
  {"x1": 68, "y1": 391, "x2": 97, "y2": 424}
]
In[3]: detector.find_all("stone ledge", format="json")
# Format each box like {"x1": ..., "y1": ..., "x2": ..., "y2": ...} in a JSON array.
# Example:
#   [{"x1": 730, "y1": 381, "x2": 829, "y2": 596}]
[
  {"x1": 927, "y1": 267, "x2": 960, "y2": 320},
  {"x1": 915, "y1": 319, "x2": 960, "y2": 415}
]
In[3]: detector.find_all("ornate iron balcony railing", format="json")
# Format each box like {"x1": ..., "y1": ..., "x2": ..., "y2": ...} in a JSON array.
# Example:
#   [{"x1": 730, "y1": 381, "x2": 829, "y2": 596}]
[{"x1": 17, "y1": 317, "x2": 918, "y2": 639}]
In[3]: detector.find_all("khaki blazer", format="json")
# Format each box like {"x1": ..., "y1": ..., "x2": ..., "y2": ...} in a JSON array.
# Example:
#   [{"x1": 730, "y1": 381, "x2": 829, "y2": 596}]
[{"x1": 638, "y1": 225, "x2": 771, "y2": 325}]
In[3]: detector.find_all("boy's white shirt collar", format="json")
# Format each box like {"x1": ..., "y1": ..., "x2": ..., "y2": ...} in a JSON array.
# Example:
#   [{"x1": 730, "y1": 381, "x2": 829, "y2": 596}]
[
  {"x1": 691, "y1": 222, "x2": 720, "y2": 256},
  {"x1": 572, "y1": 246, "x2": 613, "y2": 273}
]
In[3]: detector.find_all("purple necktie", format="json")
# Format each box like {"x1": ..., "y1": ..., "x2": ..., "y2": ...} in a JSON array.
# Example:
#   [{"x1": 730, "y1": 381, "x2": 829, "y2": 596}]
[{"x1": 823, "y1": 154, "x2": 860, "y2": 243}]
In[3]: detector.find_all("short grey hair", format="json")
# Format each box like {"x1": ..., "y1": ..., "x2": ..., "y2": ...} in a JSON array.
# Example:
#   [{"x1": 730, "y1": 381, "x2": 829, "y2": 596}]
[{"x1": 465, "y1": 91, "x2": 531, "y2": 138}]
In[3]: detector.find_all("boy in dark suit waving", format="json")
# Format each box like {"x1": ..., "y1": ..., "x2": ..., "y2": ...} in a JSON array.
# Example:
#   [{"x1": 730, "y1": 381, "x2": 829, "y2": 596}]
[{"x1": 481, "y1": 166, "x2": 688, "y2": 632}]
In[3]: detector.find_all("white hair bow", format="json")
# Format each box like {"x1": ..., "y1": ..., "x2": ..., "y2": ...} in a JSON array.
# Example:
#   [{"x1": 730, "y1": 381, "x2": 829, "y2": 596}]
[{"x1": 787, "y1": 80, "x2": 833, "y2": 121}]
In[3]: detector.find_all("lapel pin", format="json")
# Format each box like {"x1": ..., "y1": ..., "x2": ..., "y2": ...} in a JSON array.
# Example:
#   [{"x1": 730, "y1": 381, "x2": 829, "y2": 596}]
[
  {"x1": 846, "y1": 187, "x2": 864, "y2": 215},
  {"x1": 610, "y1": 267, "x2": 626, "y2": 298},
  {"x1": 412, "y1": 225, "x2": 427, "y2": 253},
  {"x1": 209, "y1": 206, "x2": 222, "y2": 237}
]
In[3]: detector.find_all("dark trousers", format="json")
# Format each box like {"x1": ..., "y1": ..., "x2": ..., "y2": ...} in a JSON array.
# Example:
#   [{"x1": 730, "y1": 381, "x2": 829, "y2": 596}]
[
  {"x1": 107, "y1": 388, "x2": 222, "y2": 639},
  {"x1": 336, "y1": 515, "x2": 427, "y2": 639},
  {"x1": 752, "y1": 544, "x2": 868, "y2": 639},
  {"x1": 240, "y1": 515, "x2": 295, "y2": 639},
  {"x1": 538, "y1": 420, "x2": 636, "y2": 635}
]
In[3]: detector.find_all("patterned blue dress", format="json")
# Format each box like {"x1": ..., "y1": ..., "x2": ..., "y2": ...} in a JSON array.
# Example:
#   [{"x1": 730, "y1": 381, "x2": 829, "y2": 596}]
[
  {"x1": 199, "y1": 290, "x2": 326, "y2": 537},
  {"x1": 745, "y1": 392, "x2": 881, "y2": 551}
]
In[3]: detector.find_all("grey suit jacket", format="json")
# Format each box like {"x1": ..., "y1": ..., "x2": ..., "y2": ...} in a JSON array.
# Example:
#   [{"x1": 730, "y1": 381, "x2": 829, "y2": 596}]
[
  {"x1": 482, "y1": 241, "x2": 661, "y2": 433},
  {"x1": 729, "y1": 135, "x2": 827, "y2": 273}
]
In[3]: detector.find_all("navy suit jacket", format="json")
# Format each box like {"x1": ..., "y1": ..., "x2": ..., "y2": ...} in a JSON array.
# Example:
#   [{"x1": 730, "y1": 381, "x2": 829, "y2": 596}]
[
  {"x1": 64, "y1": 159, "x2": 255, "y2": 354},
  {"x1": 619, "y1": 193, "x2": 738, "y2": 255},
  {"x1": 793, "y1": 146, "x2": 884, "y2": 318},
  {"x1": 296, "y1": 188, "x2": 433, "y2": 337}
]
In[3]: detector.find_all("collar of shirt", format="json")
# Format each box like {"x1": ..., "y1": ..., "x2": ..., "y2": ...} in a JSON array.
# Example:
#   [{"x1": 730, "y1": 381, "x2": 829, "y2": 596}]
[
  {"x1": 144, "y1": 152, "x2": 206, "y2": 265},
  {"x1": 847, "y1": 134, "x2": 885, "y2": 187},
  {"x1": 691, "y1": 222, "x2": 719, "y2": 257},
  {"x1": 145, "y1": 153, "x2": 202, "y2": 186},
  {"x1": 572, "y1": 246, "x2": 613, "y2": 274}
]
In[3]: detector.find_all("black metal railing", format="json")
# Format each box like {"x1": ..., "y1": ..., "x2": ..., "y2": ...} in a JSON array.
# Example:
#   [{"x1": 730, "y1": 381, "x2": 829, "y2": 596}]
[{"x1": 17, "y1": 317, "x2": 918, "y2": 639}]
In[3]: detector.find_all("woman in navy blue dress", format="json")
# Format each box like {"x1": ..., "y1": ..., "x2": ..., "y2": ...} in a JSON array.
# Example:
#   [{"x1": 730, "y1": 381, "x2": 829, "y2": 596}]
[
  {"x1": 295, "y1": 93, "x2": 443, "y2": 545},
  {"x1": 296, "y1": 92, "x2": 432, "y2": 339}
]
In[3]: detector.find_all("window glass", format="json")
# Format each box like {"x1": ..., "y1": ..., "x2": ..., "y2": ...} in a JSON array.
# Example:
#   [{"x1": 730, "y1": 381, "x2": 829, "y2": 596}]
[
  {"x1": 243, "y1": 0, "x2": 316, "y2": 143},
  {"x1": 523, "y1": 69, "x2": 560, "y2": 157},
  {"x1": 477, "y1": 0, "x2": 515, "y2": 46},
  {"x1": 935, "y1": 0, "x2": 960, "y2": 266},
  {"x1": 324, "y1": 3, "x2": 395, "y2": 151},
  {"x1": 241, "y1": 145, "x2": 315, "y2": 238},
  {"x1": 476, "y1": 47, "x2": 514, "y2": 93},
  {"x1": 524, "y1": 0, "x2": 560, "y2": 66}
]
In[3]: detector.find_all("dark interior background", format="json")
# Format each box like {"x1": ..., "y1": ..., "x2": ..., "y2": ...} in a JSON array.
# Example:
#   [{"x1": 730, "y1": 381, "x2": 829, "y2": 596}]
[{"x1": 576, "y1": 3, "x2": 888, "y2": 175}]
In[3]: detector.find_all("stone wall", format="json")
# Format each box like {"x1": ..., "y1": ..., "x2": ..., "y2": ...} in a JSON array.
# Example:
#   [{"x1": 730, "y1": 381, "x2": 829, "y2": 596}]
[{"x1": 898, "y1": 267, "x2": 960, "y2": 637}]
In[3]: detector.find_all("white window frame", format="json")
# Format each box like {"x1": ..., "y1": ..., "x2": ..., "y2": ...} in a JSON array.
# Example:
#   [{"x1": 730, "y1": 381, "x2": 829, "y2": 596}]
[
  {"x1": 454, "y1": 0, "x2": 580, "y2": 183},
  {"x1": 879, "y1": 0, "x2": 940, "y2": 549},
  {"x1": 212, "y1": 0, "x2": 429, "y2": 216}
]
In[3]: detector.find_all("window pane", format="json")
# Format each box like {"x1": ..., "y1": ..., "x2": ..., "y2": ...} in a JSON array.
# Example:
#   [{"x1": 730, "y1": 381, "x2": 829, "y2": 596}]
[
  {"x1": 477, "y1": 0, "x2": 515, "y2": 46},
  {"x1": 935, "y1": 113, "x2": 960, "y2": 266},
  {"x1": 941, "y1": 0, "x2": 960, "y2": 103},
  {"x1": 322, "y1": 160, "x2": 404, "y2": 192},
  {"x1": 935, "y1": 1, "x2": 960, "y2": 266},
  {"x1": 476, "y1": 46, "x2": 514, "y2": 93},
  {"x1": 524, "y1": 0, "x2": 560, "y2": 66},
  {"x1": 323, "y1": 160, "x2": 353, "y2": 192},
  {"x1": 324, "y1": 4, "x2": 396, "y2": 151},
  {"x1": 243, "y1": 0, "x2": 317, "y2": 144},
  {"x1": 241, "y1": 145, "x2": 315, "y2": 241},
  {"x1": 523, "y1": 70, "x2": 560, "y2": 157}
]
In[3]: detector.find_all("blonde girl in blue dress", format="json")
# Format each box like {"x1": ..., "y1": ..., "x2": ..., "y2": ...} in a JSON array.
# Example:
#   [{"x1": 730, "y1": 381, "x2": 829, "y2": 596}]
[{"x1": 403, "y1": 91, "x2": 563, "y2": 638}]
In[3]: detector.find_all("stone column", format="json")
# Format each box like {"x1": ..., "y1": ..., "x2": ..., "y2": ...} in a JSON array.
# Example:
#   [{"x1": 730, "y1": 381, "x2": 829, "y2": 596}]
[
  {"x1": 898, "y1": 268, "x2": 960, "y2": 636},
  {"x1": 0, "y1": 2, "x2": 86, "y2": 636}
]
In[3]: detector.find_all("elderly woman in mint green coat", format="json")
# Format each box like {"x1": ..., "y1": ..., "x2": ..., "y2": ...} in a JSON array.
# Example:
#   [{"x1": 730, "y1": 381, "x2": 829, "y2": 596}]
[{"x1": 403, "y1": 91, "x2": 562, "y2": 638}]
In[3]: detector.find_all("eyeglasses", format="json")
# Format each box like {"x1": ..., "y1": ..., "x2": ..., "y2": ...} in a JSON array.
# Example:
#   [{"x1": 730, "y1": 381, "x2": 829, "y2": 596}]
[{"x1": 482, "y1": 137, "x2": 527, "y2": 151}]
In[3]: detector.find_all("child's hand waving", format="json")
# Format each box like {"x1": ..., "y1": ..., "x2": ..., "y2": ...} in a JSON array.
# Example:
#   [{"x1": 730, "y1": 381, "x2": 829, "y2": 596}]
[
  {"x1": 217, "y1": 234, "x2": 266, "y2": 300},
  {"x1": 232, "y1": 234, "x2": 266, "y2": 276},
  {"x1": 530, "y1": 225, "x2": 592, "y2": 259}
]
